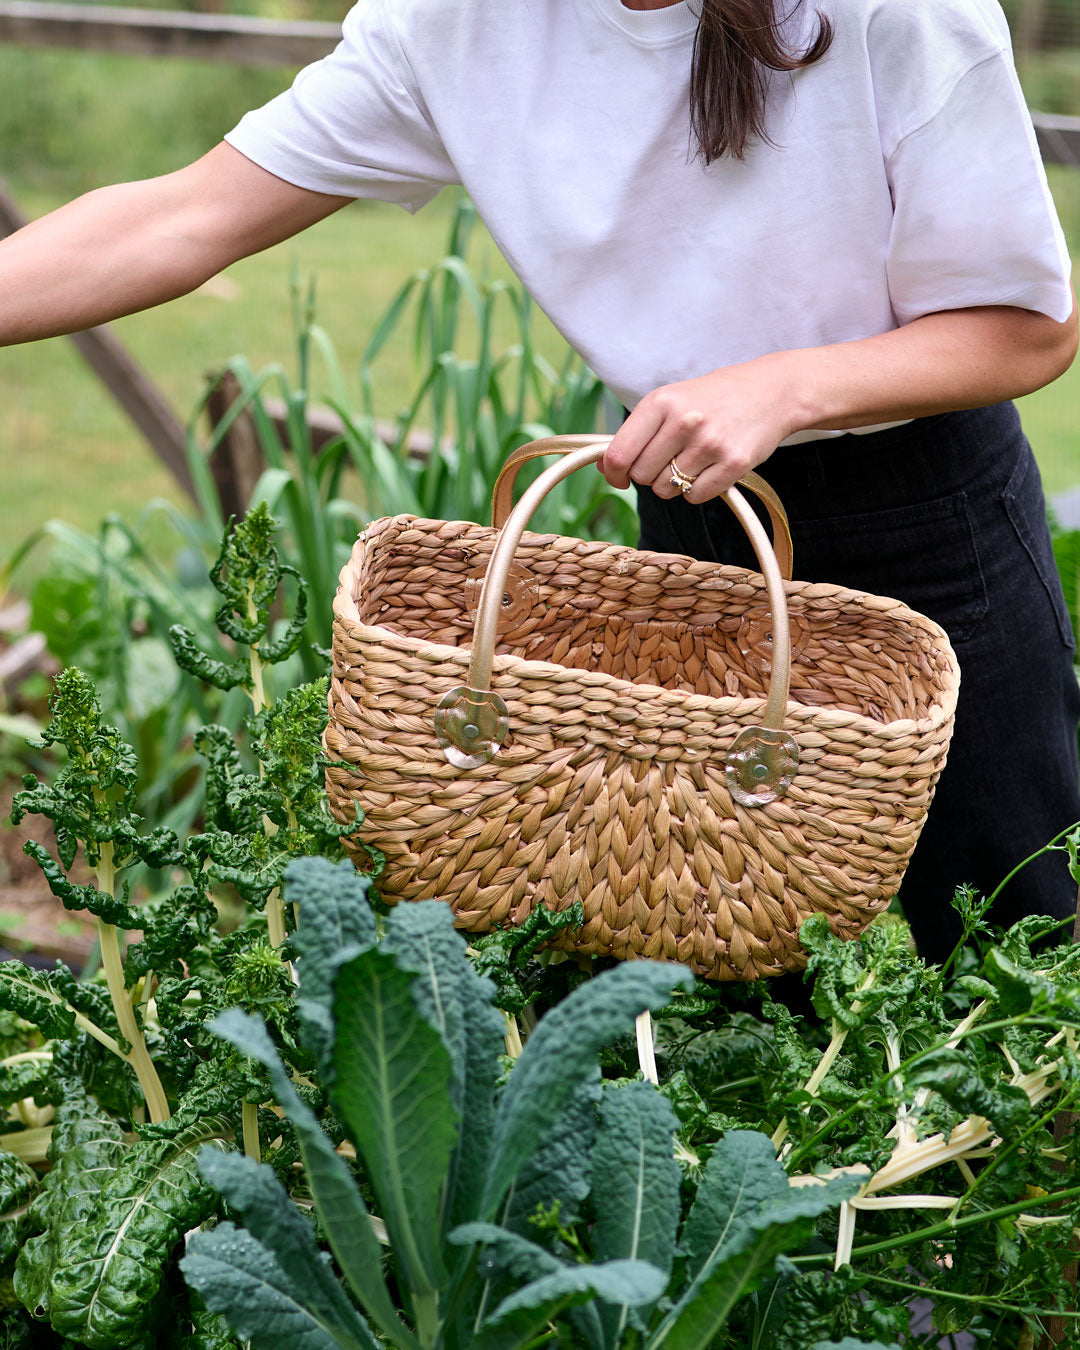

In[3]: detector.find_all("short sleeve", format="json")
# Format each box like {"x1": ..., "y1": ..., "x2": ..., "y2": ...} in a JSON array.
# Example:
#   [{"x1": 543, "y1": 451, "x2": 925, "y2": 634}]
[
  {"x1": 224, "y1": 0, "x2": 458, "y2": 211},
  {"x1": 885, "y1": 50, "x2": 1073, "y2": 324}
]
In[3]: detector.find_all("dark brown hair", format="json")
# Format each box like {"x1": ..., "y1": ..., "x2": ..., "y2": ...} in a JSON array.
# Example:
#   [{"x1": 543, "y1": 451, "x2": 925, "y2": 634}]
[{"x1": 690, "y1": 0, "x2": 834, "y2": 163}]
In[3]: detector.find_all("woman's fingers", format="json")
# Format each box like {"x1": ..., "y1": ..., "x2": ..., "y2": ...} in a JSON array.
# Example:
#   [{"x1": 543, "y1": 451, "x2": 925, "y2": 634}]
[
  {"x1": 600, "y1": 366, "x2": 793, "y2": 501},
  {"x1": 599, "y1": 397, "x2": 665, "y2": 489}
]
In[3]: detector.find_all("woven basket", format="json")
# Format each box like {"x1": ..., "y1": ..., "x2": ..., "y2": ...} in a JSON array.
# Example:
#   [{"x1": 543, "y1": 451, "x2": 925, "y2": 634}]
[{"x1": 326, "y1": 436, "x2": 960, "y2": 980}]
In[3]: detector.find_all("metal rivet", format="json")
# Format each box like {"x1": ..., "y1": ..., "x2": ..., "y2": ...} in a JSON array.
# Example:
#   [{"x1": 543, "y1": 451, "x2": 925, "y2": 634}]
[{"x1": 463, "y1": 723, "x2": 479, "y2": 739}]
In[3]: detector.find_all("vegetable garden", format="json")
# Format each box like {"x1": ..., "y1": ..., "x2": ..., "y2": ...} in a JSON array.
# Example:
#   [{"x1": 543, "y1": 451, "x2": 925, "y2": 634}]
[{"x1": 2, "y1": 92, "x2": 1080, "y2": 1350}]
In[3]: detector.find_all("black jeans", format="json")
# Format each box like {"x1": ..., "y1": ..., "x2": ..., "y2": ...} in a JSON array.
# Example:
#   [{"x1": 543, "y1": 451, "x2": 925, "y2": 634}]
[{"x1": 635, "y1": 402, "x2": 1080, "y2": 963}]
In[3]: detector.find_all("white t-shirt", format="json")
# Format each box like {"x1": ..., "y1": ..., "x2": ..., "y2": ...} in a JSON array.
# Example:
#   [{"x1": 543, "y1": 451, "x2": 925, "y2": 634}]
[{"x1": 225, "y1": 0, "x2": 1072, "y2": 435}]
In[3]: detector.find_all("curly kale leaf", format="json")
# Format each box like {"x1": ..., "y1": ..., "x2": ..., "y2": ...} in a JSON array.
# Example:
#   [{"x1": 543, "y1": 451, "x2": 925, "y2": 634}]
[
  {"x1": 179, "y1": 1301, "x2": 240, "y2": 1350},
  {"x1": 124, "y1": 882, "x2": 219, "y2": 985},
  {"x1": 187, "y1": 684, "x2": 354, "y2": 910},
  {"x1": 208, "y1": 505, "x2": 286, "y2": 647},
  {"x1": 0, "y1": 1055, "x2": 56, "y2": 1111},
  {"x1": 905, "y1": 1047, "x2": 1033, "y2": 1136},
  {"x1": 168, "y1": 627, "x2": 249, "y2": 693},
  {"x1": 12, "y1": 668, "x2": 182, "y2": 883},
  {"x1": 22, "y1": 842, "x2": 141, "y2": 930},
  {"x1": 0, "y1": 961, "x2": 127, "y2": 1055},
  {"x1": 469, "y1": 900, "x2": 587, "y2": 1016},
  {"x1": 170, "y1": 505, "x2": 309, "y2": 690}
]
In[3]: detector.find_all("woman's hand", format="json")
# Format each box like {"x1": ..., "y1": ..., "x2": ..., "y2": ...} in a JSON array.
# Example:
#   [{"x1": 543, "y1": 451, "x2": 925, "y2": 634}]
[
  {"x1": 601, "y1": 299, "x2": 1080, "y2": 504},
  {"x1": 600, "y1": 357, "x2": 799, "y2": 504}
]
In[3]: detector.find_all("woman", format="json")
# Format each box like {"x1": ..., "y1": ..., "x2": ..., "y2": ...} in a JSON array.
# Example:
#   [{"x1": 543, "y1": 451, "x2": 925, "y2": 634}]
[{"x1": 1, "y1": 0, "x2": 1077, "y2": 961}]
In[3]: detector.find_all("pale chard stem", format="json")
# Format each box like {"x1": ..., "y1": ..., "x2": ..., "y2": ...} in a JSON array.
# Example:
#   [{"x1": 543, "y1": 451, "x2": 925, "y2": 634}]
[
  {"x1": 287, "y1": 806, "x2": 301, "y2": 928},
  {"x1": 0, "y1": 1050, "x2": 51, "y2": 1068},
  {"x1": 73, "y1": 1011, "x2": 125, "y2": 1059},
  {"x1": 885, "y1": 1035, "x2": 913, "y2": 1147},
  {"x1": 636, "y1": 1010, "x2": 659, "y2": 1085},
  {"x1": 95, "y1": 840, "x2": 170, "y2": 1123},
  {"x1": 241, "y1": 1100, "x2": 261, "y2": 1163},
  {"x1": 0, "y1": 1124, "x2": 52, "y2": 1165},
  {"x1": 503, "y1": 1012, "x2": 523, "y2": 1059},
  {"x1": 773, "y1": 969, "x2": 878, "y2": 1152},
  {"x1": 245, "y1": 591, "x2": 291, "y2": 953},
  {"x1": 246, "y1": 584, "x2": 269, "y2": 719},
  {"x1": 265, "y1": 887, "x2": 288, "y2": 950}
]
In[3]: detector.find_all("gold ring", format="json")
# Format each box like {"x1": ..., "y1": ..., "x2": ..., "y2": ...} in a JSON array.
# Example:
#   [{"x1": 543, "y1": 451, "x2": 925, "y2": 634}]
[{"x1": 668, "y1": 459, "x2": 696, "y2": 494}]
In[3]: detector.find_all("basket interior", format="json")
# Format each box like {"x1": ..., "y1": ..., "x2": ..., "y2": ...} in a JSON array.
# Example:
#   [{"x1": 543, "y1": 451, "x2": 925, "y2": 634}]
[{"x1": 352, "y1": 522, "x2": 955, "y2": 726}]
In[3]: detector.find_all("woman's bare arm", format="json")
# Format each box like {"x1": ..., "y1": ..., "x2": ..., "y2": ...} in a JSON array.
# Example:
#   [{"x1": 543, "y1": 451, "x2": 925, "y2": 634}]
[
  {"x1": 0, "y1": 142, "x2": 350, "y2": 346},
  {"x1": 602, "y1": 297, "x2": 1080, "y2": 501}
]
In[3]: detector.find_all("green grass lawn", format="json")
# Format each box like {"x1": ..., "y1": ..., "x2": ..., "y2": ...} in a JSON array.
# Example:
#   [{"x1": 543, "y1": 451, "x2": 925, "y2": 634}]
[
  {"x1": 0, "y1": 187, "x2": 570, "y2": 575},
  {"x1": 1, "y1": 46, "x2": 1079, "y2": 583}
]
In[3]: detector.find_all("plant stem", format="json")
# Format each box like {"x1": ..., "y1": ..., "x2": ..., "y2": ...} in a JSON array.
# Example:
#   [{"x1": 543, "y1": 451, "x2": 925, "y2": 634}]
[
  {"x1": 0, "y1": 1124, "x2": 52, "y2": 1164},
  {"x1": 503, "y1": 1012, "x2": 523, "y2": 1059},
  {"x1": 772, "y1": 969, "x2": 877, "y2": 1151},
  {"x1": 791, "y1": 1180, "x2": 1080, "y2": 1268},
  {"x1": 265, "y1": 888, "x2": 288, "y2": 950},
  {"x1": 241, "y1": 1100, "x2": 261, "y2": 1164},
  {"x1": 865, "y1": 1272, "x2": 1080, "y2": 1320},
  {"x1": 95, "y1": 841, "x2": 170, "y2": 1123},
  {"x1": 0, "y1": 1050, "x2": 52, "y2": 1068},
  {"x1": 986, "y1": 820, "x2": 1080, "y2": 908},
  {"x1": 245, "y1": 599, "x2": 290, "y2": 952}
]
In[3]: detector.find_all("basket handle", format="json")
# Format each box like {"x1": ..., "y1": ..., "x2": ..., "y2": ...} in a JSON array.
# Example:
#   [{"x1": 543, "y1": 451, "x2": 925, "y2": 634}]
[
  {"x1": 489, "y1": 435, "x2": 795, "y2": 581},
  {"x1": 435, "y1": 437, "x2": 800, "y2": 805}
]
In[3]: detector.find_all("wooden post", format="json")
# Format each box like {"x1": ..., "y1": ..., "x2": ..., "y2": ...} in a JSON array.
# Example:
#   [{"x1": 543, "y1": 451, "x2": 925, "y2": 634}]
[
  {"x1": 205, "y1": 370, "x2": 265, "y2": 521},
  {"x1": 0, "y1": 178, "x2": 196, "y2": 501}
]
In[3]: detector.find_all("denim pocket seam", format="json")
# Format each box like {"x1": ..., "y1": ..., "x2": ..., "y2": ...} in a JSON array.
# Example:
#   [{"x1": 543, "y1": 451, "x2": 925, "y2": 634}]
[{"x1": 1001, "y1": 453, "x2": 1076, "y2": 651}]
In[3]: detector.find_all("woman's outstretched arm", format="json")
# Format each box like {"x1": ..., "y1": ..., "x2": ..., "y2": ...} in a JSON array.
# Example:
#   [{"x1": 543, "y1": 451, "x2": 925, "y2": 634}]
[
  {"x1": 0, "y1": 142, "x2": 349, "y2": 346},
  {"x1": 603, "y1": 297, "x2": 1080, "y2": 502}
]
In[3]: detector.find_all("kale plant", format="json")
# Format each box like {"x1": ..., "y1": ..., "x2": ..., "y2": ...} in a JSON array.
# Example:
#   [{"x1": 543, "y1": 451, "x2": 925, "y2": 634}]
[{"x1": 182, "y1": 857, "x2": 862, "y2": 1350}]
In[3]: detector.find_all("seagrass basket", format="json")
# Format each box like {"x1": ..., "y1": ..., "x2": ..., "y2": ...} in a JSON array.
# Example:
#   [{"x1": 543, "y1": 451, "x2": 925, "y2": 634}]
[{"x1": 325, "y1": 436, "x2": 960, "y2": 980}]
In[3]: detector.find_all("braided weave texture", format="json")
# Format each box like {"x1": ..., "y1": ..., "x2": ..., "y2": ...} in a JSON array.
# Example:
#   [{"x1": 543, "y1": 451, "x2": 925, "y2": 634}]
[{"x1": 326, "y1": 516, "x2": 960, "y2": 980}]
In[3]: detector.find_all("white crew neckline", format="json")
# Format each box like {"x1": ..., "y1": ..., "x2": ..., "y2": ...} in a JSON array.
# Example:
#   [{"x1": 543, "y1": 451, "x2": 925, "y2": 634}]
[{"x1": 587, "y1": 0, "x2": 697, "y2": 46}]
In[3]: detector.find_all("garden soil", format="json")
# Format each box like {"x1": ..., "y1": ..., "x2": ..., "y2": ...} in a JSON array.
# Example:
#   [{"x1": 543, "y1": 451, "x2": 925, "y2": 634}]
[{"x1": 0, "y1": 788, "x2": 95, "y2": 968}]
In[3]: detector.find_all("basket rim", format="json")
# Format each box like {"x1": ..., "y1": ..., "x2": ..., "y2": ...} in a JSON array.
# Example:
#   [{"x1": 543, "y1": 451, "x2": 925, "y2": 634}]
[{"x1": 334, "y1": 517, "x2": 961, "y2": 739}]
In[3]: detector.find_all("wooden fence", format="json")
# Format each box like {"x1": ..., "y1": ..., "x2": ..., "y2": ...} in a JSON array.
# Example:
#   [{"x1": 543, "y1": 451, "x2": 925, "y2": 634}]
[{"x1": 0, "y1": 0, "x2": 339, "y2": 66}]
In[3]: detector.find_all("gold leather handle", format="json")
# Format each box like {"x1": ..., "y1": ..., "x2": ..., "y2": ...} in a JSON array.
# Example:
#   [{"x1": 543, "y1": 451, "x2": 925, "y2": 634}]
[
  {"x1": 435, "y1": 436, "x2": 800, "y2": 798},
  {"x1": 489, "y1": 435, "x2": 795, "y2": 582}
]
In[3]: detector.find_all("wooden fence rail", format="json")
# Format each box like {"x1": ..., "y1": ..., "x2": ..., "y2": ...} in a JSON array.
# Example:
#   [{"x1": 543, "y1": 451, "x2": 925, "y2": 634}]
[
  {"x1": 0, "y1": 0, "x2": 338, "y2": 67},
  {"x1": 4, "y1": 0, "x2": 1080, "y2": 163}
]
